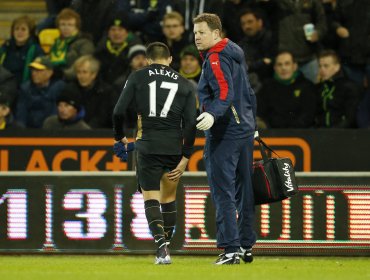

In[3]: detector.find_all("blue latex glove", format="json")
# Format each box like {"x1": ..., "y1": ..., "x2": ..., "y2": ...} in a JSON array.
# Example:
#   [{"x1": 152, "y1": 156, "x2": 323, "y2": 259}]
[
  {"x1": 113, "y1": 142, "x2": 135, "y2": 162},
  {"x1": 126, "y1": 142, "x2": 135, "y2": 152},
  {"x1": 113, "y1": 142, "x2": 127, "y2": 161}
]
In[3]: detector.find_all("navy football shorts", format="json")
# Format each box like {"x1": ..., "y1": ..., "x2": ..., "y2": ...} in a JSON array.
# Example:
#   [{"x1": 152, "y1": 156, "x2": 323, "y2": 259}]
[{"x1": 136, "y1": 152, "x2": 182, "y2": 191}]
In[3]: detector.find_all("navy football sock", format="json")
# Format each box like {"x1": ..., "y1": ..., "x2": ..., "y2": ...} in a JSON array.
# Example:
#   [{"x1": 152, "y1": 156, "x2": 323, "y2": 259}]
[
  {"x1": 161, "y1": 201, "x2": 176, "y2": 243},
  {"x1": 144, "y1": 199, "x2": 165, "y2": 248}
]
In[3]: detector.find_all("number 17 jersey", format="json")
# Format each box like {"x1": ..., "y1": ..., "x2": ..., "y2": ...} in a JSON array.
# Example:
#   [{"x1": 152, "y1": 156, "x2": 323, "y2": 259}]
[{"x1": 113, "y1": 63, "x2": 197, "y2": 158}]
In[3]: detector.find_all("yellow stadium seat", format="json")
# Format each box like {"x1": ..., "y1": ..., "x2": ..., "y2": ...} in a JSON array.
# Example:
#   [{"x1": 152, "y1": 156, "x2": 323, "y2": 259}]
[{"x1": 38, "y1": 28, "x2": 60, "y2": 54}]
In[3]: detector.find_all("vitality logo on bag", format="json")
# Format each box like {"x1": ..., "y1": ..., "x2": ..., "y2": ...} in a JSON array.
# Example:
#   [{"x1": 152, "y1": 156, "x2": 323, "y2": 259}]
[{"x1": 283, "y1": 163, "x2": 294, "y2": 192}]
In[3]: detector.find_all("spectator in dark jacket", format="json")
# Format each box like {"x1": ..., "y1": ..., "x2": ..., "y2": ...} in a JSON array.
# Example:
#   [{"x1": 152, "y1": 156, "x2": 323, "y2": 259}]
[
  {"x1": 113, "y1": 44, "x2": 148, "y2": 131},
  {"x1": 69, "y1": 55, "x2": 116, "y2": 128},
  {"x1": 117, "y1": 0, "x2": 174, "y2": 42},
  {"x1": 332, "y1": 0, "x2": 370, "y2": 87},
  {"x1": 37, "y1": 0, "x2": 73, "y2": 31},
  {"x1": 113, "y1": 44, "x2": 148, "y2": 92},
  {"x1": 320, "y1": 0, "x2": 339, "y2": 51},
  {"x1": 0, "y1": 65, "x2": 18, "y2": 110},
  {"x1": 316, "y1": 50, "x2": 361, "y2": 128},
  {"x1": 160, "y1": 11, "x2": 192, "y2": 71},
  {"x1": 261, "y1": 0, "x2": 327, "y2": 83},
  {"x1": 70, "y1": 0, "x2": 118, "y2": 44},
  {"x1": 357, "y1": 89, "x2": 370, "y2": 128},
  {"x1": 0, "y1": 96, "x2": 22, "y2": 130},
  {"x1": 238, "y1": 8, "x2": 275, "y2": 91},
  {"x1": 178, "y1": 45, "x2": 201, "y2": 115},
  {"x1": 43, "y1": 85, "x2": 90, "y2": 130},
  {"x1": 179, "y1": 45, "x2": 202, "y2": 84},
  {"x1": 16, "y1": 56, "x2": 66, "y2": 128},
  {"x1": 173, "y1": 0, "x2": 224, "y2": 42},
  {"x1": 257, "y1": 51, "x2": 317, "y2": 128},
  {"x1": 50, "y1": 8, "x2": 95, "y2": 78},
  {"x1": 94, "y1": 15, "x2": 142, "y2": 86},
  {"x1": 222, "y1": 0, "x2": 255, "y2": 43},
  {"x1": 0, "y1": 15, "x2": 44, "y2": 84}
]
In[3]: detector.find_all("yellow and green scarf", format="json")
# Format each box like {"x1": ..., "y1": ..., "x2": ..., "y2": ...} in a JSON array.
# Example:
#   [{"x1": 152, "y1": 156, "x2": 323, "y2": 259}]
[
  {"x1": 106, "y1": 40, "x2": 128, "y2": 56},
  {"x1": 50, "y1": 33, "x2": 77, "y2": 66}
]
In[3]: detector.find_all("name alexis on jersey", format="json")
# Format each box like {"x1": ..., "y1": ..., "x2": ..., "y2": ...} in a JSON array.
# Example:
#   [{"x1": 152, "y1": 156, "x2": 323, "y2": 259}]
[{"x1": 148, "y1": 68, "x2": 179, "y2": 80}]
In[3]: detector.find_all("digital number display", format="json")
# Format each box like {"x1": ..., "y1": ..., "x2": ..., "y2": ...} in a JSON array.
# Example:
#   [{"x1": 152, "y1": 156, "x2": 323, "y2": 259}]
[
  {"x1": 0, "y1": 173, "x2": 369, "y2": 255},
  {"x1": 0, "y1": 189, "x2": 27, "y2": 239}
]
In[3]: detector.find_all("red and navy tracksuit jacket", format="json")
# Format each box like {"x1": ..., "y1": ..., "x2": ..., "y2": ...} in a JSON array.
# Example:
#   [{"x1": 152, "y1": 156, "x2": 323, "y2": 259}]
[
  {"x1": 198, "y1": 38, "x2": 257, "y2": 249},
  {"x1": 197, "y1": 38, "x2": 257, "y2": 139}
]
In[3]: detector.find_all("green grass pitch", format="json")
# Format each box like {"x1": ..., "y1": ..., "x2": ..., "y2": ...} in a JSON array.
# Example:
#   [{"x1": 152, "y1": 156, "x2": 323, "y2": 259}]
[{"x1": 0, "y1": 255, "x2": 368, "y2": 280}]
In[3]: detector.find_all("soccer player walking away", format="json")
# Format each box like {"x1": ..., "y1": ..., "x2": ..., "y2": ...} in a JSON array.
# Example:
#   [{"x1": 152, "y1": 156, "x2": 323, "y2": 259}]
[
  {"x1": 194, "y1": 13, "x2": 257, "y2": 265},
  {"x1": 112, "y1": 42, "x2": 197, "y2": 264}
]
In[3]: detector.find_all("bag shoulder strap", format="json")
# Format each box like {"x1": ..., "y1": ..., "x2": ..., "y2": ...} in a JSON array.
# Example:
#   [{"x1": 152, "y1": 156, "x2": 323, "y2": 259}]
[{"x1": 255, "y1": 136, "x2": 280, "y2": 162}]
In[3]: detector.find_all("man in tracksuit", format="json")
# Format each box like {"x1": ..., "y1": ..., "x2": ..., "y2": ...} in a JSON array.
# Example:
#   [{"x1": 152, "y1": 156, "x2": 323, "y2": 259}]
[{"x1": 193, "y1": 13, "x2": 257, "y2": 265}]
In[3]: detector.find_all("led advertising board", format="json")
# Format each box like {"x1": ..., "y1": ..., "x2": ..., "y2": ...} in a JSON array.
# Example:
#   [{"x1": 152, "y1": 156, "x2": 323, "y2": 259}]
[{"x1": 0, "y1": 172, "x2": 369, "y2": 255}]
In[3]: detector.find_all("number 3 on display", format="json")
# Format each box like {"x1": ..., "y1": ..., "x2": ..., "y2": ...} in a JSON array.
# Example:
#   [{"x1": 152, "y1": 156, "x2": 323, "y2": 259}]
[{"x1": 148, "y1": 81, "x2": 178, "y2": 118}]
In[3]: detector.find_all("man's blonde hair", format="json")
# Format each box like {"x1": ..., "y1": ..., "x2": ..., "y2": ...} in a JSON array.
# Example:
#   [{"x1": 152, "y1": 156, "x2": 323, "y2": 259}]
[
  {"x1": 73, "y1": 55, "x2": 100, "y2": 73},
  {"x1": 163, "y1": 11, "x2": 184, "y2": 25}
]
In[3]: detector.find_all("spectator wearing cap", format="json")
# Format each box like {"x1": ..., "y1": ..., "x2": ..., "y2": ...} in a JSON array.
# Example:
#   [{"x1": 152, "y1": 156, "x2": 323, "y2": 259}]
[
  {"x1": 0, "y1": 96, "x2": 22, "y2": 130},
  {"x1": 0, "y1": 15, "x2": 44, "y2": 84},
  {"x1": 113, "y1": 44, "x2": 148, "y2": 92},
  {"x1": 43, "y1": 85, "x2": 90, "y2": 130},
  {"x1": 178, "y1": 44, "x2": 201, "y2": 114},
  {"x1": 179, "y1": 45, "x2": 201, "y2": 83},
  {"x1": 95, "y1": 15, "x2": 142, "y2": 86},
  {"x1": 114, "y1": 44, "x2": 148, "y2": 130},
  {"x1": 128, "y1": 45, "x2": 148, "y2": 72},
  {"x1": 67, "y1": 55, "x2": 116, "y2": 128},
  {"x1": 16, "y1": 56, "x2": 66, "y2": 128},
  {"x1": 160, "y1": 11, "x2": 193, "y2": 71},
  {"x1": 0, "y1": 65, "x2": 18, "y2": 111},
  {"x1": 49, "y1": 8, "x2": 95, "y2": 78}
]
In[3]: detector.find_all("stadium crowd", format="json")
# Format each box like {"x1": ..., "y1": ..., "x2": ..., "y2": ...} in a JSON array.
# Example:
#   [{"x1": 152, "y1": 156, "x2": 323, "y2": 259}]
[{"x1": 0, "y1": 0, "x2": 369, "y2": 130}]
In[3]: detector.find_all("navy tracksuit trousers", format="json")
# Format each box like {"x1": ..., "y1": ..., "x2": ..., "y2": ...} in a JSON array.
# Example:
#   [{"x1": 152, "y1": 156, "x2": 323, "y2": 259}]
[{"x1": 204, "y1": 135, "x2": 256, "y2": 250}]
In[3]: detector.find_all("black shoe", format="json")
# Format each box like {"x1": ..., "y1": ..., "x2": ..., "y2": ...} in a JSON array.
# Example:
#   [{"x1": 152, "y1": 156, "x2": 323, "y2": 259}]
[
  {"x1": 214, "y1": 253, "x2": 240, "y2": 265},
  {"x1": 155, "y1": 244, "x2": 171, "y2": 265},
  {"x1": 239, "y1": 247, "x2": 253, "y2": 263}
]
